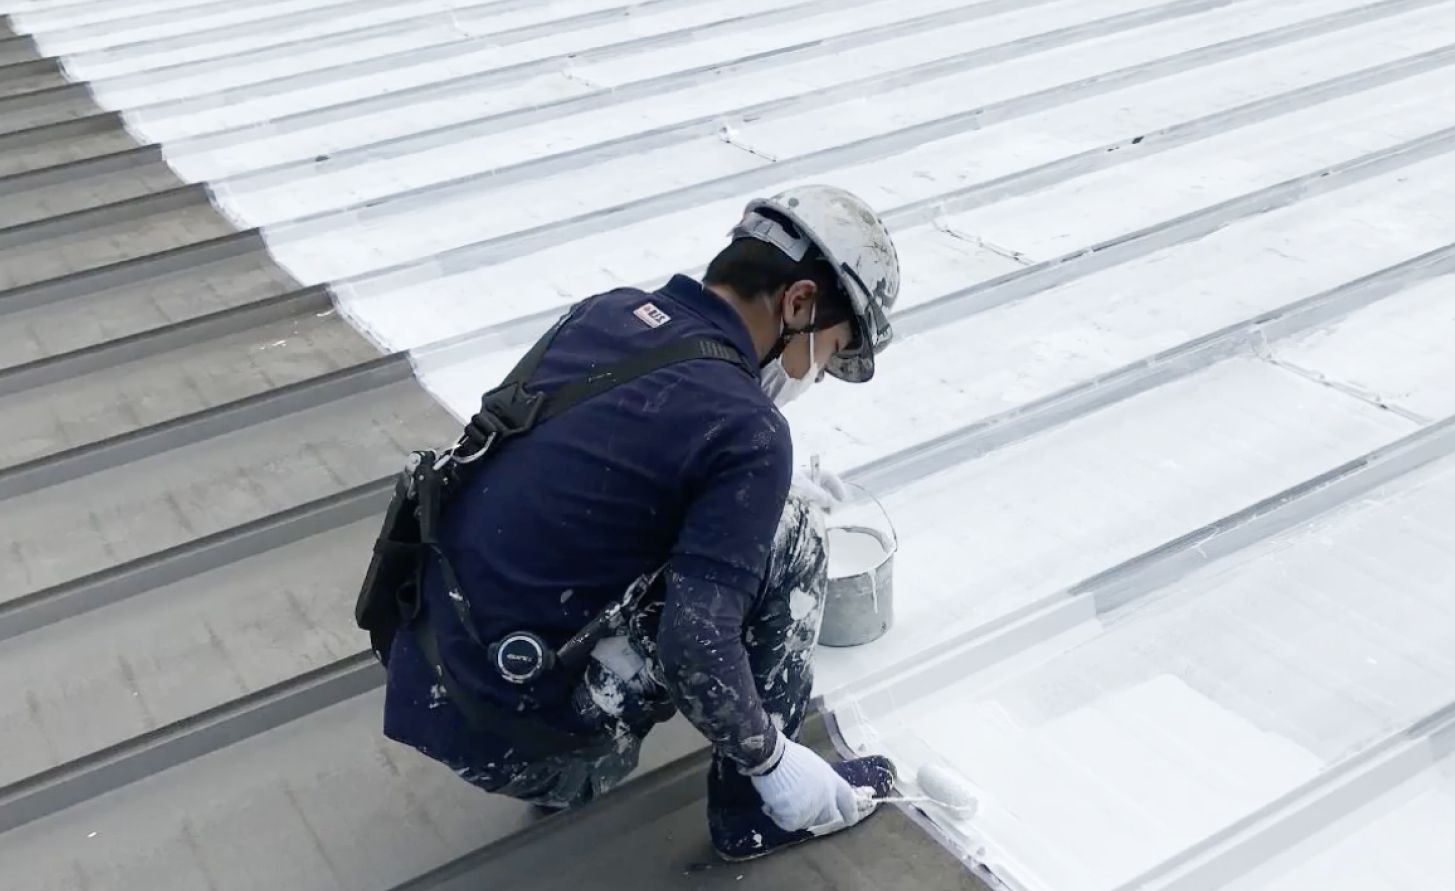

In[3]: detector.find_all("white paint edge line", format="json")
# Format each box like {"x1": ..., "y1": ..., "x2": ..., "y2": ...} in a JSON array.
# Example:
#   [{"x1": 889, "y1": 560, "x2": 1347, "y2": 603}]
[
  {"x1": 1116, "y1": 699, "x2": 1455, "y2": 891},
  {"x1": 825, "y1": 408, "x2": 1455, "y2": 719}
]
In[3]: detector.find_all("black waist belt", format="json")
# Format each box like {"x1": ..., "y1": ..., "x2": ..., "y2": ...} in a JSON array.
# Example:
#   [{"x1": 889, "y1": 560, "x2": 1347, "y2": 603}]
[{"x1": 412, "y1": 611, "x2": 613, "y2": 760}]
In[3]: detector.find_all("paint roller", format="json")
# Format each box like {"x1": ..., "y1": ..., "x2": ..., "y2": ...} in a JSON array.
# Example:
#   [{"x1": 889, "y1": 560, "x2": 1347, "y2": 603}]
[{"x1": 860, "y1": 764, "x2": 979, "y2": 817}]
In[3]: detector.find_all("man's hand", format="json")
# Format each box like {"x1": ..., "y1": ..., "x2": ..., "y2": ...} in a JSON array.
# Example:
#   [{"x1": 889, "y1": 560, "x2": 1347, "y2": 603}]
[
  {"x1": 747, "y1": 736, "x2": 859, "y2": 832},
  {"x1": 790, "y1": 461, "x2": 849, "y2": 512}
]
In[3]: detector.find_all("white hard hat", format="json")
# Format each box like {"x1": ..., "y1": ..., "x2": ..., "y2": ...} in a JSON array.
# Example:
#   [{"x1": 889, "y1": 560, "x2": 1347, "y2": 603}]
[{"x1": 730, "y1": 185, "x2": 900, "y2": 383}]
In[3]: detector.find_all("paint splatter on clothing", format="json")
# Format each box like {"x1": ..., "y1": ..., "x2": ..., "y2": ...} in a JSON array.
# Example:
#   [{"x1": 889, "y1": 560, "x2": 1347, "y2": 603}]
[
  {"x1": 395, "y1": 494, "x2": 829, "y2": 810},
  {"x1": 660, "y1": 495, "x2": 827, "y2": 770}
]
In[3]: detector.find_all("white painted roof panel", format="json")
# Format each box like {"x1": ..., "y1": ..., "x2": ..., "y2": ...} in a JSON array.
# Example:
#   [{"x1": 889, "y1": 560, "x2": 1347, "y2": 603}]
[{"x1": 1244, "y1": 754, "x2": 1455, "y2": 891}]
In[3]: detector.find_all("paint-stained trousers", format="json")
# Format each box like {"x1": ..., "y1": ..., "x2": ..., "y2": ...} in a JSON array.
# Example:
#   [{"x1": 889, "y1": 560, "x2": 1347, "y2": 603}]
[{"x1": 449, "y1": 494, "x2": 828, "y2": 811}]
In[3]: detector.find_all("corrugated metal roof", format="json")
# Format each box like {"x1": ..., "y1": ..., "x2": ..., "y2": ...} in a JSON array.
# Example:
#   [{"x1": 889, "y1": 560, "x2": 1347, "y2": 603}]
[{"x1": 2, "y1": 0, "x2": 1454, "y2": 888}]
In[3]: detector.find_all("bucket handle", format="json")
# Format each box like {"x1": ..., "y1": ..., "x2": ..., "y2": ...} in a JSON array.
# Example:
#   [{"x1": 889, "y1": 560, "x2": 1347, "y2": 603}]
[
  {"x1": 810, "y1": 454, "x2": 897, "y2": 553},
  {"x1": 842, "y1": 480, "x2": 899, "y2": 556}
]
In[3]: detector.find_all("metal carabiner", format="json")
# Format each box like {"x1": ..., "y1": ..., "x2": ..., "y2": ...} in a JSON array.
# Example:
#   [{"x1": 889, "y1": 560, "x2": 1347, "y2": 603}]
[
  {"x1": 453, "y1": 431, "x2": 497, "y2": 465},
  {"x1": 430, "y1": 429, "x2": 498, "y2": 471},
  {"x1": 431, "y1": 448, "x2": 455, "y2": 473}
]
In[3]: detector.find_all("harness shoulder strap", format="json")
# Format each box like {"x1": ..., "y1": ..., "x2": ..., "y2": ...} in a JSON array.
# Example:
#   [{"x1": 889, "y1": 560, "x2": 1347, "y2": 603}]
[
  {"x1": 456, "y1": 309, "x2": 579, "y2": 454},
  {"x1": 538, "y1": 335, "x2": 754, "y2": 423}
]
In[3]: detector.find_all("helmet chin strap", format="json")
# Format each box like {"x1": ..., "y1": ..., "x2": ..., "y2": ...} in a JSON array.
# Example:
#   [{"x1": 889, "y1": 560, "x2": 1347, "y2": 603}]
[
  {"x1": 760, "y1": 328, "x2": 797, "y2": 368},
  {"x1": 760, "y1": 299, "x2": 816, "y2": 368}
]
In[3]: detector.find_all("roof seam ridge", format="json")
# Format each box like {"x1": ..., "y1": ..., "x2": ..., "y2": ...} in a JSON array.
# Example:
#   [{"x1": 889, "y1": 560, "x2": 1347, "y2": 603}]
[
  {"x1": 248, "y1": 0, "x2": 1243, "y2": 231},
  {"x1": 149, "y1": 0, "x2": 1147, "y2": 158}
]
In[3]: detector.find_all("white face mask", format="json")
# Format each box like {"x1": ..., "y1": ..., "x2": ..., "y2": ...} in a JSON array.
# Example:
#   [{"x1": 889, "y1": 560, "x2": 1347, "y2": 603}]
[{"x1": 761, "y1": 307, "x2": 820, "y2": 408}]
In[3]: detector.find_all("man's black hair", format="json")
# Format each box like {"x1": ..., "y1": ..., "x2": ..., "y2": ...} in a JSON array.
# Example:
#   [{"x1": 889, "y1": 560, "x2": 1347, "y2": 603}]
[{"x1": 704, "y1": 213, "x2": 856, "y2": 332}]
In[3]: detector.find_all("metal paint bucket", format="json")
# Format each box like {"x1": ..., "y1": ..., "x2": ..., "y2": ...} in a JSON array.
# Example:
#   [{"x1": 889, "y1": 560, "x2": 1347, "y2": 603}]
[{"x1": 820, "y1": 492, "x2": 898, "y2": 647}]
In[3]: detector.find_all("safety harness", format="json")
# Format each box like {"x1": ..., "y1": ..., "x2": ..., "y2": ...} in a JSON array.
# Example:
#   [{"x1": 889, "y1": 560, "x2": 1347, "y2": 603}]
[{"x1": 356, "y1": 306, "x2": 755, "y2": 758}]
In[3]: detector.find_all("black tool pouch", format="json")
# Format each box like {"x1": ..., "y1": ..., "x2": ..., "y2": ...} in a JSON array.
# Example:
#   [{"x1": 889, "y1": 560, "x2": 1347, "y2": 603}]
[{"x1": 355, "y1": 454, "x2": 430, "y2": 665}]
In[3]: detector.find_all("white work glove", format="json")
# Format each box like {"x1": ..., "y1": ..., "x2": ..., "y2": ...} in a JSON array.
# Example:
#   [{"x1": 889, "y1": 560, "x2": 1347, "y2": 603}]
[
  {"x1": 747, "y1": 736, "x2": 860, "y2": 833},
  {"x1": 791, "y1": 461, "x2": 849, "y2": 512}
]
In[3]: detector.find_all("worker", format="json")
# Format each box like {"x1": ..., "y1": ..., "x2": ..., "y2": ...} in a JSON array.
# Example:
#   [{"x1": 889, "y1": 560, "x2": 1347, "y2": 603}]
[{"x1": 378, "y1": 184, "x2": 901, "y2": 861}]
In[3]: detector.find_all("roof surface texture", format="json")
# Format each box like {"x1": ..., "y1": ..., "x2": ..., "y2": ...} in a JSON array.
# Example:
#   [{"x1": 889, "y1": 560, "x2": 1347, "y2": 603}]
[{"x1": 1, "y1": 1, "x2": 1453, "y2": 889}]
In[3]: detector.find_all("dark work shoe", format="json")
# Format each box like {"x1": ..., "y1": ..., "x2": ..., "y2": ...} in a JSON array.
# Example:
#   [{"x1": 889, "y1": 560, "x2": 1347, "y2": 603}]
[
  {"x1": 709, "y1": 755, "x2": 898, "y2": 862},
  {"x1": 835, "y1": 753, "x2": 896, "y2": 798}
]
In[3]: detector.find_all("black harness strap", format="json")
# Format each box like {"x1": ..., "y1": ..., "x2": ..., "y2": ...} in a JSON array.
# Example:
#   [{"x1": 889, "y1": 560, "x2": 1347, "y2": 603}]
[
  {"x1": 458, "y1": 312, "x2": 576, "y2": 456},
  {"x1": 462, "y1": 330, "x2": 753, "y2": 452}
]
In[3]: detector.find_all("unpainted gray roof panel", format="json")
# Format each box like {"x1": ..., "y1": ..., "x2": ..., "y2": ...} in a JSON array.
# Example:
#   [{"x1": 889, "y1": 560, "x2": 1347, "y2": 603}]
[
  {"x1": 0, "y1": 155, "x2": 179, "y2": 226},
  {"x1": 0, "y1": 308, "x2": 376, "y2": 469}
]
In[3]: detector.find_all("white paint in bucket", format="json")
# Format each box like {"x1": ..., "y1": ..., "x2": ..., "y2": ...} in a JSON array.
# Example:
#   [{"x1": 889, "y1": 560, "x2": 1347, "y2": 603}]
[{"x1": 828, "y1": 527, "x2": 891, "y2": 578}]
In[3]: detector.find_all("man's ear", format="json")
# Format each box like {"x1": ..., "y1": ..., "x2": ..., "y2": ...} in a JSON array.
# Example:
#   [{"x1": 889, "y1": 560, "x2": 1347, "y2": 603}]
[{"x1": 782, "y1": 279, "x2": 818, "y2": 327}]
